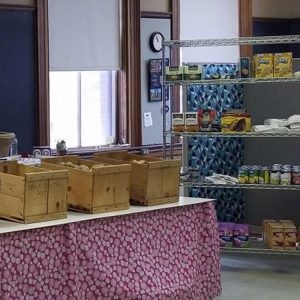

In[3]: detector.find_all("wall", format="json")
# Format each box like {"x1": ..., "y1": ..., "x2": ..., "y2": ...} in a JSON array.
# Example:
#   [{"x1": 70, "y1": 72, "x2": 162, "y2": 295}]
[
  {"x1": 140, "y1": 18, "x2": 170, "y2": 145},
  {"x1": 140, "y1": 0, "x2": 169, "y2": 12},
  {"x1": 253, "y1": 0, "x2": 300, "y2": 18},
  {"x1": 180, "y1": 0, "x2": 239, "y2": 63}
]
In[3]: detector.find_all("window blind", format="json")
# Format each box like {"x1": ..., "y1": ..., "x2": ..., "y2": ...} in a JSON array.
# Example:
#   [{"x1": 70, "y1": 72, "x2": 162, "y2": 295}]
[{"x1": 48, "y1": 0, "x2": 120, "y2": 71}]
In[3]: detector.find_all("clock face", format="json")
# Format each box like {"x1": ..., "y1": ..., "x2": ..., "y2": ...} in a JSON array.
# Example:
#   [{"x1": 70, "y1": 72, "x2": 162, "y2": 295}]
[{"x1": 150, "y1": 32, "x2": 164, "y2": 52}]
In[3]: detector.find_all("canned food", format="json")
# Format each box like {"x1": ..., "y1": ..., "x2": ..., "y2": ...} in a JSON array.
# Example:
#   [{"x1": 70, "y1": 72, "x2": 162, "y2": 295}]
[
  {"x1": 270, "y1": 164, "x2": 281, "y2": 185},
  {"x1": 281, "y1": 165, "x2": 292, "y2": 185},
  {"x1": 260, "y1": 167, "x2": 270, "y2": 184},
  {"x1": 292, "y1": 166, "x2": 300, "y2": 185},
  {"x1": 249, "y1": 166, "x2": 259, "y2": 184},
  {"x1": 238, "y1": 166, "x2": 249, "y2": 184}
]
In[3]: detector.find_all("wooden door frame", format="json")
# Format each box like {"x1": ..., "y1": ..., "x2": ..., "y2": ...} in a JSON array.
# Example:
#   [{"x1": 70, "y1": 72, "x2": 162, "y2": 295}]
[{"x1": 239, "y1": 0, "x2": 253, "y2": 57}]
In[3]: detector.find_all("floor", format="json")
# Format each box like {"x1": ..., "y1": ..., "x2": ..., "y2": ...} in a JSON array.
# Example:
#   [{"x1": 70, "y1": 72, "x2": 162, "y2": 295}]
[{"x1": 217, "y1": 253, "x2": 300, "y2": 300}]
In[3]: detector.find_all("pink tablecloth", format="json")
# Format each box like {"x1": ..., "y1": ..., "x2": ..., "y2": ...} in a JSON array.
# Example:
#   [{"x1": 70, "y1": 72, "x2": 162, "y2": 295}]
[{"x1": 0, "y1": 202, "x2": 221, "y2": 300}]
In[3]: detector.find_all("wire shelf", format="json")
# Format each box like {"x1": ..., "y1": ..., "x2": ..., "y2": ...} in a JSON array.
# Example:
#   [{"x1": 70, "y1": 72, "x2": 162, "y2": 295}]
[
  {"x1": 180, "y1": 181, "x2": 300, "y2": 191},
  {"x1": 221, "y1": 247, "x2": 300, "y2": 256},
  {"x1": 166, "y1": 131, "x2": 300, "y2": 138},
  {"x1": 164, "y1": 76, "x2": 300, "y2": 86},
  {"x1": 163, "y1": 35, "x2": 300, "y2": 48}
]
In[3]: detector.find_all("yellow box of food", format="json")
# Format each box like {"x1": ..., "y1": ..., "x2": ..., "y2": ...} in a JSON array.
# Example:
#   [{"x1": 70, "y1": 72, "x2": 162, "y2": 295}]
[
  {"x1": 253, "y1": 53, "x2": 273, "y2": 78},
  {"x1": 274, "y1": 52, "x2": 293, "y2": 78},
  {"x1": 221, "y1": 114, "x2": 246, "y2": 132},
  {"x1": 267, "y1": 222, "x2": 284, "y2": 250},
  {"x1": 282, "y1": 222, "x2": 297, "y2": 250}
]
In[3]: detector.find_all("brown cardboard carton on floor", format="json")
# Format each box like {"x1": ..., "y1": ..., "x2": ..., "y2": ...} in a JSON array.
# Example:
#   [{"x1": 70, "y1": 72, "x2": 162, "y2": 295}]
[
  {"x1": 282, "y1": 223, "x2": 297, "y2": 250},
  {"x1": 267, "y1": 222, "x2": 284, "y2": 250}
]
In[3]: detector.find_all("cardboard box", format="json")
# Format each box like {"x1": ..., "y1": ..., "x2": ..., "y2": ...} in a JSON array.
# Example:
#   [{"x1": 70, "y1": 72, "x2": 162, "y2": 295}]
[
  {"x1": 274, "y1": 52, "x2": 293, "y2": 78},
  {"x1": 267, "y1": 222, "x2": 284, "y2": 249},
  {"x1": 262, "y1": 219, "x2": 276, "y2": 243},
  {"x1": 282, "y1": 222, "x2": 297, "y2": 250},
  {"x1": 253, "y1": 53, "x2": 273, "y2": 78},
  {"x1": 172, "y1": 113, "x2": 185, "y2": 132},
  {"x1": 183, "y1": 65, "x2": 202, "y2": 80},
  {"x1": 185, "y1": 112, "x2": 198, "y2": 132},
  {"x1": 221, "y1": 114, "x2": 246, "y2": 132},
  {"x1": 166, "y1": 66, "x2": 183, "y2": 81}
]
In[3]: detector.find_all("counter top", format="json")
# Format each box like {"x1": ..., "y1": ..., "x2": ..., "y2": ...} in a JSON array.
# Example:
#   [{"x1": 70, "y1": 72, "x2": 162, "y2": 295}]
[{"x1": 0, "y1": 197, "x2": 214, "y2": 235}]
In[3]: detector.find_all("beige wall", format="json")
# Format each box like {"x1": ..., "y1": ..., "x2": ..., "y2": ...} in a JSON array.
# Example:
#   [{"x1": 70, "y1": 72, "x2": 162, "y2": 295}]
[
  {"x1": 253, "y1": 0, "x2": 300, "y2": 18},
  {"x1": 0, "y1": 0, "x2": 34, "y2": 5},
  {"x1": 140, "y1": 0, "x2": 169, "y2": 12}
]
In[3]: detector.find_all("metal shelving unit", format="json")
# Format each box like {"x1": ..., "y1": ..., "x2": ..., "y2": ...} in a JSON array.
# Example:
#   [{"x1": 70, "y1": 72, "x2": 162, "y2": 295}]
[
  {"x1": 164, "y1": 35, "x2": 300, "y2": 48},
  {"x1": 180, "y1": 181, "x2": 300, "y2": 191},
  {"x1": 165, "y1": 76, "x2": 300, "y2": 86},
  {"x1": 221, "y1": 247, "x2": 300, "y2": 256},
  {"x1": 162, "y1": 35, "x2": 300, "y2": 256},
  {"x1": 165, "y1": 131, "x2": 300, "y2": 138}
]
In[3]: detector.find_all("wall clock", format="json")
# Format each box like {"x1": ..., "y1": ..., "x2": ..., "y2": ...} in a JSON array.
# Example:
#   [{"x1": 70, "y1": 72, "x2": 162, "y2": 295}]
[{"x1": 149, "y1": 31, "x2": 164, "y2": 52}]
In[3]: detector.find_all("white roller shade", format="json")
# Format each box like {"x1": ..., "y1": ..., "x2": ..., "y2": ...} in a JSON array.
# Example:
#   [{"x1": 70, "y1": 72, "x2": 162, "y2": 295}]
[{"x1": 48, "y1": 0, "x2": 120, "y2": 71}]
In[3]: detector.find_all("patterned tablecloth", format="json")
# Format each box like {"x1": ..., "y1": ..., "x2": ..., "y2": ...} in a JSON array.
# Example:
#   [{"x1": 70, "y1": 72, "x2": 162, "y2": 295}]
[{"x1": 0, "y1": 202, "x2": 221, "y2": 300}]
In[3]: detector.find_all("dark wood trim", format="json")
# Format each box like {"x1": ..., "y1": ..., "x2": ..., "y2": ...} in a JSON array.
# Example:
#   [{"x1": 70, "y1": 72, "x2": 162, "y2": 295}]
[
  {"x1": 239, "y1": 0, "x2": 253, "y2": 57},
  {"x1": 117, "y1": 0, "x2": 128, "y2": 145},
  {"x1": 36, "y1": 0, "x2": 50, "y2": 145},
  {"x1": 253, "y1": 17, "x2": 300, "y2": 23},
  {"x1": 170, "y1": 0, "x2": 180, "y2": 114},
  {"x1": 0, "y1": 4, "x2": 36, "y2": 11},
  {"x1": 141, "y1": 11, "x2": 172, "y2": 19},
  {"x1": 117, "y1": 0, "x2": 142, "y2": 147}
]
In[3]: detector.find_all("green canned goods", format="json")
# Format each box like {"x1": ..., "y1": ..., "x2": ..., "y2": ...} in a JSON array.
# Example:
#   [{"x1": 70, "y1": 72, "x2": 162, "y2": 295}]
[
  {"x1": 262, "y1": 167, "x2": 270, "y2": 184},
  {"x1": 270, "y1": 164, "x2": 281, "y2": 185},
  {"x1": 249, "y1": 166, "x2": 259, "y2": 184},
  {"x1": 238, "y1": 166, "x2": 249, "y2": 184}
]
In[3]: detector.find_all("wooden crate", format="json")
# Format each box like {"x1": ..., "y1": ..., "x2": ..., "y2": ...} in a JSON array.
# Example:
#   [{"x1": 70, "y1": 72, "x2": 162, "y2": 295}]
[
  {"x1": 93, "y1": 151, "x2": 181, "y2": 206},
  {"x1": 0, "y1": 161, "x2": 68, "y2": 224},
  {"x1": 41, "y1": 156, "x2": 131, "y2": 213}
]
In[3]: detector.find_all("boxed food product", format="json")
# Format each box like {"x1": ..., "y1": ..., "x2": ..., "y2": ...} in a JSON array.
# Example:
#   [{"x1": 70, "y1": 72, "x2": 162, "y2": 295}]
[
  {"x1": 185, "y1": 112, "x2": 198, "y2": 132},
  {"x1": 198, "y1": 109, "x2": 219, "y2": 132},
  {"x1": 233, "y1": 224, "x2": 250, "y2": 247},
  {"x1": 253, "y1": 53, "x2": 273, "y2": 78},
  {"x1": 282, "y1": 222, "x2": 297, "y2": 250},
  {"x1": 262, "y1": 219, "x2": 276, "y2": 243},
  {"x1": 183, "y1": 65, "x2": 202, "y2": 80},
  {"x1": 274, "y1": 52, "x2": 292, "y2": 78},
  {"x1": 218, "y1": 222, "x2": 234, "y2": 248},
  {"x1": 267, "y1": 222, "x2": 284, "y2": 249},
  {"x1": 172, "y1": 113, "x2": 185, "y2": 132},
  {"x1": 165, "y1": 66, "x2": 183, "y2": 81},
  {"x1": 239, "y1": 57, "x2": 250, "y2": 78},
  {"x1": 221, "y1": 114, "x2": 246, "y2": 132}
]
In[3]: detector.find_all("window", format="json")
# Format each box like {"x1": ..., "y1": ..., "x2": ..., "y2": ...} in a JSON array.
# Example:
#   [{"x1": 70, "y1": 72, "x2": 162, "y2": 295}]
[{"x1": 49, "y1": 71, "x2": 116, "y2": 149}]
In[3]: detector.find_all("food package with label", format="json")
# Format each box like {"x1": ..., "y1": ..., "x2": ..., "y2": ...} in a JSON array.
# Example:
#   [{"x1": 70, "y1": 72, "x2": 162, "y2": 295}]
[
  {"x1": 239, "y1": 57, "x2": 251, "y2": 78},
  {"x1": 273, "y1": 52, "x2": 293, "y2": 78},
  {"x1": 233, "y1": 224, "x2": 250, "y2": 248},
  {"x1": 172, "y1": 113, "x2": 185, "y2": 132},
  {"x1": 253, "y1": 53, "x2": 273, "y2": 78},
  {"x1": 218, "y1": 222, "x2": 234, "y2": 248},
  {"x1": 198, "y1": 109, "x2": 219, "y2": 132},
  {"x1": 281, "y1": 221, "x2": 297, "y2": 250},
  {"x1": 183, "y1": 65, "x2": 202, "y2": 80},
  {"x1": 185, "y1": 112, "x2": 198, "y2": 132},
  {"x1": 165, "y1": 66, "x2": 183, "y2": 81},
  {"x1": 267, "y1": 222, "x2": 284, "y2": 250},
  {"x1": 262, "y1": 219, "x2": 276, "y2": 243},
  {"x1": 221, "y1": 114, "x2": 246, "y2": 132}
]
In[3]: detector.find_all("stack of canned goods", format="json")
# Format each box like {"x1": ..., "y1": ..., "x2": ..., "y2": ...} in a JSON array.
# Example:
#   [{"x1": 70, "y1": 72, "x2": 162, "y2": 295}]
[{"x1": 238, "y1": 164, "x2": 300, "y2": 185}]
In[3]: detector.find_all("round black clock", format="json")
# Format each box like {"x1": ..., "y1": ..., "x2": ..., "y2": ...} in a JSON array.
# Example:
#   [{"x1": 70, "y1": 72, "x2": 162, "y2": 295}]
[{"x1": 149, "y1": 31, "x2": 164, "y2": 52}]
